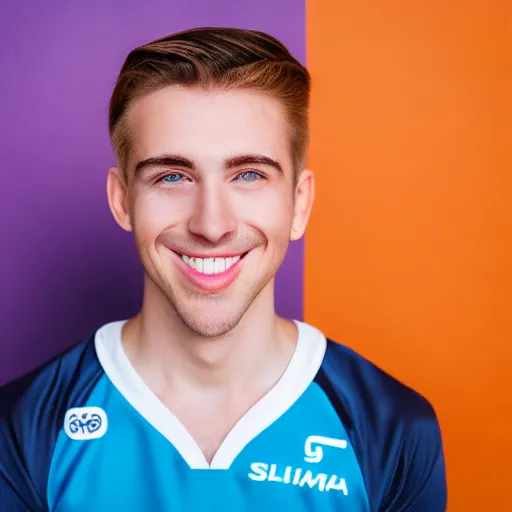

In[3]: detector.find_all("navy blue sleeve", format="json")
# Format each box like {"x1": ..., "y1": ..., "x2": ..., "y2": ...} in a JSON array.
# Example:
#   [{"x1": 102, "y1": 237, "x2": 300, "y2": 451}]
[
  {"x1": 380, "y1": 406, "x2": 446, "y2": 511},
  {"x1": 0, "y1": 372, "x2": 53, "y2": 511},
  {"x1": 0, "y1": 336, "x2": 101, "y2": 512},
  {"x1": 0, "y1": 473, "x2": 33, "y2": 511},
  {"x1": 315, "y1": 340, "x2": 447, "y2": 512}
]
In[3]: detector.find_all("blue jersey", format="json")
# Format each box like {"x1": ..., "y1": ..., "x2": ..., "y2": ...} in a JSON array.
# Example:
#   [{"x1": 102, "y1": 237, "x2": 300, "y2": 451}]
[{"x1": 0, "y1": 320, "x2": 446, "y2": 511}]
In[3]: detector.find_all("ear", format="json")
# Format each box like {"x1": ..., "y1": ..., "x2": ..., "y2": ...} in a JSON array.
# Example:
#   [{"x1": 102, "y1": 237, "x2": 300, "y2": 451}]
[
  {"x1": 106, "y1": 167, "x2": 133, "y2": 232},
  {"x1": 290, "y1": 168, "x2": 315, "y2": 241}
]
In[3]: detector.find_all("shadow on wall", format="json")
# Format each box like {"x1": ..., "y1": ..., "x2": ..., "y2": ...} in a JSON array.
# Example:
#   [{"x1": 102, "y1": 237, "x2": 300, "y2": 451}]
[{"x1": 0, "y1": 215, "x2": 143, "y2": 386}]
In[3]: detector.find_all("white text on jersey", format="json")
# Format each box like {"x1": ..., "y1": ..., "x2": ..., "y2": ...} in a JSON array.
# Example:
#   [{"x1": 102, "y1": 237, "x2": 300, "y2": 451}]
[
  {"x1": 304, "y1": 435, "x2": 348, "y2": 463},
  {"x1": 248, "y1": 463, "x2": 348, "y2": 494}
]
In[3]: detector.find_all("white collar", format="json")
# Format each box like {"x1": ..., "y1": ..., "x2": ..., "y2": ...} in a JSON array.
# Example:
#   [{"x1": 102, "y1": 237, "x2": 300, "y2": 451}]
[{"x1": 95, "y1": 319, "x2": 326, "y2": 469}]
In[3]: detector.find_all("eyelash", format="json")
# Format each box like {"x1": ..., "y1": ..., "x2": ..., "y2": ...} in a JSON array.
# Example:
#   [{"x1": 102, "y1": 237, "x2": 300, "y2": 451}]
[{"x1": 157, "y1": 170, "x2": 265, "y2": 184}]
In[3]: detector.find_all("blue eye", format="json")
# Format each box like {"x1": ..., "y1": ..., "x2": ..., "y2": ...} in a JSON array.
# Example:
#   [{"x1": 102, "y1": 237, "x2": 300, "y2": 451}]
[
  {"x1": 238, "y1": 171, "x2": 263, "y2": 182},
  {"x1": 161, "y1": 173, "x2": 183, "y2": 183}
]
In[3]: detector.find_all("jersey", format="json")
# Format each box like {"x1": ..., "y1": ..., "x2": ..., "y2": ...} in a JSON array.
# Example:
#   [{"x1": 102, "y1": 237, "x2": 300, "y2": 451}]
[{"x1": 0, "y1": 320, "x2": 447, "y2": 511}]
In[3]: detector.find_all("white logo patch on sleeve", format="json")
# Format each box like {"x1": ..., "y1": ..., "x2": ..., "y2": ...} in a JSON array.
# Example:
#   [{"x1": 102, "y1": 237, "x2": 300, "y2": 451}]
[{"x1": 64, "y1": 406, "x2": 108, "y2": 440}]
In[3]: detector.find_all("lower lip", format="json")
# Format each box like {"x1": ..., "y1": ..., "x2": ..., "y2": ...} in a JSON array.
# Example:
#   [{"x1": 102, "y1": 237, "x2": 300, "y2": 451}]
[{"x1": 171, "y1": 252, "x2": 245, "y2": 293}]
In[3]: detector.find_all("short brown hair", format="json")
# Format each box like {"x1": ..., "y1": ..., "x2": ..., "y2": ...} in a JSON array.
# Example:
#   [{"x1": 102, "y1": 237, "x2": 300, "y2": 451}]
[{"x1": 108, "y1": 27, "x2": 311, "y2": 178}]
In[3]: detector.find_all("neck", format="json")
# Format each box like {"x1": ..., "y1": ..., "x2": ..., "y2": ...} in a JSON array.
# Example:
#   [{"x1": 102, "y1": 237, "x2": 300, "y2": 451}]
[{"x1": 122, "y1": 278, "x2": 297, "y2": 394}]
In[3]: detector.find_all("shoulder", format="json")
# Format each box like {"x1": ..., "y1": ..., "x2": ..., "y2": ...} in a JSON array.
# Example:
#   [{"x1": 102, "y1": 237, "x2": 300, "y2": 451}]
[
  {"x1": 0, "y1": 335, "x2": 100, "y2": 424},
  {"x1": 316, "y1": 338, "x2": 446, "y2": 510},
  {"x1": 0, "y1": 335, "x2": 100, "y2": 510},
  {"x1": 319, "y1": 339, "x2": 437, "y2": 423}
]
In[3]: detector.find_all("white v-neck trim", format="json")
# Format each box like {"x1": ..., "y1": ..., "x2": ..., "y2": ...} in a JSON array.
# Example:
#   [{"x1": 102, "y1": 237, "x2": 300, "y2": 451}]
[{"x1": 94, "y1": 319, "x2": 326, "y2": 470}]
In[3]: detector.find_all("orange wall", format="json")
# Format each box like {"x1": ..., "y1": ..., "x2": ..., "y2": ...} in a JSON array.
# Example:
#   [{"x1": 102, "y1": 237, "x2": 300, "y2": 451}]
[{"x1": 305, "y1": 1, "x2": 510, "y2": 510}]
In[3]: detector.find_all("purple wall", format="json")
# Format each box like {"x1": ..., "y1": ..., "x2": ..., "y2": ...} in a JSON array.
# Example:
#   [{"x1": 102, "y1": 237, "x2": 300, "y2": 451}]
[{"x1": 0, "y1": 1, "x2": 305, "y2": 385}]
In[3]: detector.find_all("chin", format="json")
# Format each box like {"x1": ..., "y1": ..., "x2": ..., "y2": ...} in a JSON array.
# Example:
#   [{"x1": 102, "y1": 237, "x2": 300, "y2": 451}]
[
  {"x1": 166, "y1": 290, "x2": 252, "y2": 337},
  {"x1": 178, "y1": 310, "x2": 245, "y2": 338}
]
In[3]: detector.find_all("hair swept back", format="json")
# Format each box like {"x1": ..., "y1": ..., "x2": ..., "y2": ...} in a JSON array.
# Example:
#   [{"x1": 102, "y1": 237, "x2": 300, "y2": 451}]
[{"x1": 108, "y1": 27, "x2": 311, "y2": 178}]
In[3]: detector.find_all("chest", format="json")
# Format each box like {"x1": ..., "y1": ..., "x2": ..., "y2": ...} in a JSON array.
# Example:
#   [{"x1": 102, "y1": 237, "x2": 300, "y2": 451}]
[
  {"x1": 161, "y1": 393, "x2": 257, "y2": 464},
  {"x1": 47, "y1": 381, "x2": 370, "y2": 512},
  {"x1": 50, "y1": 419, "x2": 367, "y2": 512},
  {"x1": 172, "y1": 405, "x2": 247, "y2": 464}
]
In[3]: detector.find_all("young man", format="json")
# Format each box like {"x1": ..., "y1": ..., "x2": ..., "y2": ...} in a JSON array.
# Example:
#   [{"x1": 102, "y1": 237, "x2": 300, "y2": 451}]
[{"x1": 0, "y1": 28, "x2": 446, "y2": 511}]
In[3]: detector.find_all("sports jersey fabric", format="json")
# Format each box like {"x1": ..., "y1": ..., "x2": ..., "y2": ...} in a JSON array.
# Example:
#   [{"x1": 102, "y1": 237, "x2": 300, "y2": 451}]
[{"x1": 0, "y1": 320, "x2": 446, "y2": 511}]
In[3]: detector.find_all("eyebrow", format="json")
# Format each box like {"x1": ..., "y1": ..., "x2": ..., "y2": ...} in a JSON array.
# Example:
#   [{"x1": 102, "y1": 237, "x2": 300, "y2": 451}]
[
  {"x1": 224, "y1": 154, "x2": 283, "y2": 173},
  {"x1": 134, "y1": 153, "x2": 283, "y2": 175}
]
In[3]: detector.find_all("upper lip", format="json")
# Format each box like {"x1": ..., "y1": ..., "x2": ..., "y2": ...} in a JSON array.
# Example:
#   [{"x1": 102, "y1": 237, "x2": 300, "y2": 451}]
[{"x1": 173, "y1": 250, "x2": 248, "y2": 259}]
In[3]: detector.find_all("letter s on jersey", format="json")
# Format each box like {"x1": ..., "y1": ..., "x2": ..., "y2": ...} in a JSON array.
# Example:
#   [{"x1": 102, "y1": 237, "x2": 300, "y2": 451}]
[{"x1": 248, "y1": 463, "x2": 269, "y2": 481}]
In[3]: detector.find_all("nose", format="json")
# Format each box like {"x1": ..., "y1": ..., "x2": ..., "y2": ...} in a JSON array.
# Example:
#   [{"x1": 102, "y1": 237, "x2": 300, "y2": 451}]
[{"x1": 188, "y1": 182, "x2": 237, "y2": 243}]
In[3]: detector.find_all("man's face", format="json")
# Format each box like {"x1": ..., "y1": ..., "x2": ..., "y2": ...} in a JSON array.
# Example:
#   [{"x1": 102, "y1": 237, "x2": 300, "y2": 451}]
[{"x1": 108, "y1": 86, "x2": 313, "y2": 337}]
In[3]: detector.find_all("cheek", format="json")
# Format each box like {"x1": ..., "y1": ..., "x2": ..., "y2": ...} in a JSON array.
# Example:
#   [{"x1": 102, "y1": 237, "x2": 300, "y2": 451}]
[
  {"x1": 234, "y1": 186, "x2": 294, "y2": 240},
  {"x1": 131, "y1": 189, "x2": 190, "y2": 241}
]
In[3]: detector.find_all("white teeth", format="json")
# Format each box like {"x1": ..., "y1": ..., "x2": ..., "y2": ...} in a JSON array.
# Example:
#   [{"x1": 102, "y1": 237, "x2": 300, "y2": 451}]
[
  {"x1": 214, "y1": 258, "x2": 225, "y2": 273},
  {"x1": 181, "y1": 254, "x2": 241, "y2": 274},
  {"x1": 203, "y1": 258, "x2": 214, "y2": 275}
]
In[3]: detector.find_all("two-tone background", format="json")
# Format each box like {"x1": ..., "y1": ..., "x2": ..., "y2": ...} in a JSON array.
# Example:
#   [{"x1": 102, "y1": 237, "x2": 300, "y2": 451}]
[{"x1": 1, "y1": 1, "x2": 509, "y2": 510}]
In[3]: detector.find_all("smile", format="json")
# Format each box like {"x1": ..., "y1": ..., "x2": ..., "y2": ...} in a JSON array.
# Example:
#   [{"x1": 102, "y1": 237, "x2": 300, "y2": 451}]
[
  {"x1": 170, "y1": 250, "x2": 250, "y2": 293},
  {"x1": 180, "y1": 254, "x2": 243, "y2": 275}
]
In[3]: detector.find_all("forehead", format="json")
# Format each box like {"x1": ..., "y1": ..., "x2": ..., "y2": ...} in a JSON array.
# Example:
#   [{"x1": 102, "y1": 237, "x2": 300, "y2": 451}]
[{"x1": 125, "y1": 86, "x2": 291, "y2": 170}]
